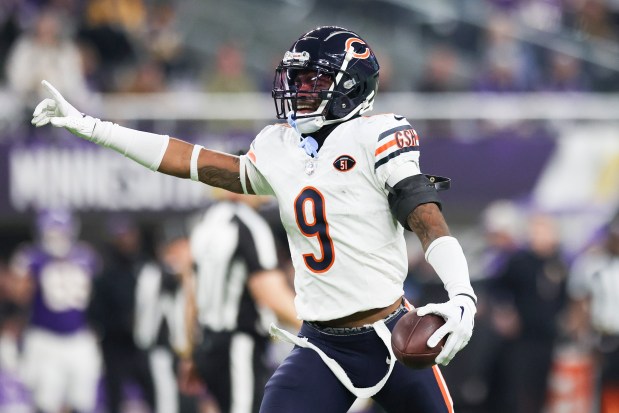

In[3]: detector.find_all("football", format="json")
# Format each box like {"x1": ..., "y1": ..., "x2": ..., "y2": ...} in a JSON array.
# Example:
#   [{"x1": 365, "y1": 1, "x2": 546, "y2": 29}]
[{"x1": 391, "y1": 309, "x2": 447, "y2": 369}]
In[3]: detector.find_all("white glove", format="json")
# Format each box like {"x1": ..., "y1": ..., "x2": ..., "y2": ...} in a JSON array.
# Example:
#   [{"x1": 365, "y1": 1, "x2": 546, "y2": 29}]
[
  {"x1": 31, "y1": 80, "x2": 98, "y2": 141},
  {"x1": 416, "y1": 294, "x2": 476, "y2": 366},
  {"x1": 31, "y1": 80, "x2": 170, "y2": 171}
]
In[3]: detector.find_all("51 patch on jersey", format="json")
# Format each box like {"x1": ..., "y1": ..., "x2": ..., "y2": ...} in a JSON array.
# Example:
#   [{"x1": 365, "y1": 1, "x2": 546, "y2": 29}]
[{"x1": 333, "y1": 155, "x2": 356, "y2": 172}]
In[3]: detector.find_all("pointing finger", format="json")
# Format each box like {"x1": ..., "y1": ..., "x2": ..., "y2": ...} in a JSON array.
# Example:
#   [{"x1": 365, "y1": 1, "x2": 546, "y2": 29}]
[{"x1": 42, "y1": 80, "x2": 64, "y2": 103}]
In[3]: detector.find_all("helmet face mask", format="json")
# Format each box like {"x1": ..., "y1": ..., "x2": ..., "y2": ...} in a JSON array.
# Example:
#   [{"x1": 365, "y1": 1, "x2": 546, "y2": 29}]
[
  {"x1": 272, "y1": 26, "x2": 380, "y2": 132},
  {"x1": 279, "y1": 67, "x2": 336, "y2": 117}
]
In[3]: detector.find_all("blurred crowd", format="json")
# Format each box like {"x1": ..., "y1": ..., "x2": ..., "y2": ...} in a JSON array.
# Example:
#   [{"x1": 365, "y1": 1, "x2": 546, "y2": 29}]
[
  {"x1": 0, "y1": 202, "x2": 299, "y2": 413},
  {"x1": 1, "y1": 0, "x2": 619, "y2": 114},
  {"x1": 0, "y1": 0, "x2": 617, "y2": 147},
  {"x1": 404, "y1": 202, "x2": 619, "y2": 413},
  {"x1": 416, "y1": 0, "x2": 619, "y2": 95}
]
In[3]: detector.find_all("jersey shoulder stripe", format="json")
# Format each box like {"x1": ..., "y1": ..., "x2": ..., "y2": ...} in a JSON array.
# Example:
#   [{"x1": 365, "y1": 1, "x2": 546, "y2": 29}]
[
  {"x1": 377, "y1": 125, "x2": 412, "y2": 142},
  {"x1": 373, "y1": 123, "x2": 420, "y2": 170},
  {"x1": 374, "y1": 146, "x2": 419, "y2": 169}
]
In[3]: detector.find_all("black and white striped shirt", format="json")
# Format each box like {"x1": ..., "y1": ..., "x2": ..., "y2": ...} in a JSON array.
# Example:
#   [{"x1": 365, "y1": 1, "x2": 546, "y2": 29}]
[{"x1": 189, "y1": 201, "x2": 279, "y2": 336}]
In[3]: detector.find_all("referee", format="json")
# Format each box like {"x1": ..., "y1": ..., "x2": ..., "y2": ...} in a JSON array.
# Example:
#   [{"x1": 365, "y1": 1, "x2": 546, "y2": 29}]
[
  {"x1": 568, "y1": 211, "x2": 619, "y2": 412},
  {"x1": 187, "y1": 190, "x2": 300, "y2": 413}
]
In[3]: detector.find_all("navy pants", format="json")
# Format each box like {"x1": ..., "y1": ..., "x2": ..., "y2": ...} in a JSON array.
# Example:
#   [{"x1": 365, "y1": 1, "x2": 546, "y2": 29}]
[{"x1": 260, "y1": 306, "x2": 453, "y2": 413}]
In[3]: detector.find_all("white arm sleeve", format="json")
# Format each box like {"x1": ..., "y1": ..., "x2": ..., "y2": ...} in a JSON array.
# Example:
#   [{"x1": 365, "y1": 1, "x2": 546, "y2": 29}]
[
  {"x1": 92, "y1": 120, "x2": 170, "y2": 171},
  {"x1": 425, "y1": 236, "x2": 477, "y2": 301}
]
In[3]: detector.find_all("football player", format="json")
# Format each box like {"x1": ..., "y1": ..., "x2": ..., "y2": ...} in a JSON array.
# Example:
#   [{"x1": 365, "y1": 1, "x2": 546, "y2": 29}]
[
  {"x1": 32, "y1": 26, "x2": 477, "y2": 413},
  {"x1": 10, "y1": 209, "x2": 101, "y2": 413}
]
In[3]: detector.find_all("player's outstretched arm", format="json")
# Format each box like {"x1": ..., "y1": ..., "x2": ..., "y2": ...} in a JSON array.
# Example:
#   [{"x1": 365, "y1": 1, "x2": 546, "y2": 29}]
[
  {"x1": 406, "y1": 203, "x2": 477, "y2": 366},
  {"x1": 32, "y1": 80, "x2": 248, "y2": 194},
  {"x1": 160, "y1": 139, "x2": 245, "y2": 193}
]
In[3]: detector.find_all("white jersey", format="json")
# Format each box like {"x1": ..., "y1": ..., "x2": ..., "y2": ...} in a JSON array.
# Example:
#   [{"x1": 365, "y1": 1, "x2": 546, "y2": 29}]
[
  {"x1": 568, "y1": 250, "x2": 619, "y2": 334},
  {"x1": 241, "y1": 114, "x2": 422, "y2": 321}
]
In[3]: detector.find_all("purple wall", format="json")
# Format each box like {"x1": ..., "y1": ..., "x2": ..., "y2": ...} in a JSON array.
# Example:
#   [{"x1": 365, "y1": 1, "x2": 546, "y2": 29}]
[{"x1": 0, "y1": 135, "x2": 556, "y2": 217}]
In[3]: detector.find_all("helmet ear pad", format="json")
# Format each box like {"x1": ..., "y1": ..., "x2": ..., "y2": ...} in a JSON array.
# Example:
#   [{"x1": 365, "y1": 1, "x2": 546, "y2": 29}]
[
  {"x1": 329, "y1": 94, "x2": 355, "y2": 118},
  {"x1": 327, "y1": 72, "x2": 376, "y2": 120}
]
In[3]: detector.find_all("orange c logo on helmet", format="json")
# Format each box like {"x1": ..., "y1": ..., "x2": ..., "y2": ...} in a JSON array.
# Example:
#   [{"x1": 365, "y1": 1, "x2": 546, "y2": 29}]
[{"x1": 345, "y1": 37, "x2": 371, "y2": 59}]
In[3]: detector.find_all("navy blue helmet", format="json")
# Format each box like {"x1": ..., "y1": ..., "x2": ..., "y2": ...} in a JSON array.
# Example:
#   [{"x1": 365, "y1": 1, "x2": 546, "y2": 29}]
[{"x1": 272, "y1": 26, "x2": 380, "y2": 132}]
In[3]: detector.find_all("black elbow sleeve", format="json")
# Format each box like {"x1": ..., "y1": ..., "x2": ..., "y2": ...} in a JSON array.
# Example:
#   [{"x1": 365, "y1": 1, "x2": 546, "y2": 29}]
[{"x1": 387, "y1": 174, "x2": 450, "y2": 231}]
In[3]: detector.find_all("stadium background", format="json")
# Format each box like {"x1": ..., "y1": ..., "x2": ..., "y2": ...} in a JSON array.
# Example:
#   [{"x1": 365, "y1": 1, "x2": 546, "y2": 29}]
[{"x1": 1, "y1": 0, "x2": 619, "y2": 412}]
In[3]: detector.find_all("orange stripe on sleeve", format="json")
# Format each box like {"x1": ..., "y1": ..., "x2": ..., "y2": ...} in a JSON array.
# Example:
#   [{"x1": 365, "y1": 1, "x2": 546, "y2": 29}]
[
  {"x1": 247, "y1": 150, "x2": 256, "y2": 162},
  {"x1": 374, "y1": 138, "x2": 398, "y2": 156},
  {"x1": 432, "y1": 365, "x2": 454, "y2": 413}
]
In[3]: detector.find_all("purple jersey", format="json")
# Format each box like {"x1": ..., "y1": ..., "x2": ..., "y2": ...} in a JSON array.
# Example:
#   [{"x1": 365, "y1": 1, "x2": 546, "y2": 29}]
[
  {"x1": 0, "y1": 371, "x2": 33, "y2": 411},
  {"x1": 13, "y1": 242, "x2": 99, "y2": 334}
]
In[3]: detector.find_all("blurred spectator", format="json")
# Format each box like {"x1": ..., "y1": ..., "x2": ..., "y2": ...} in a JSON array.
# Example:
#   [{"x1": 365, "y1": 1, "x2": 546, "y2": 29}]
[
  {"x1": 471, "y1": 12, "x2": 543, "y2": 136},
  {"x1": 77, "y1": 0, "x2": 141, "y2": 92},
  {"x1": 437, "y1": 200, "x2": 524, "y2": 412},
  {"x1": 0, "y1": 261, "x2": 32, "y2": 413},
  {"x1": 10, "y1": 209, "x2": 102, "y2": 413},
  {"x1": 565, "y1": 0, "x2": 619, "y2": 42},
  {"x1": 416, "y1": 45, "x2": 467, "y2": 92},
  {"x1": 474, "y1": 13, "x2": 538, "y2": 92},
  {"x1": 538, "y1": 51, "x2": 591, "y2": 92},
  {"x1": 488, "y1": 211, "x2": 569, "y2": 413},
  {"x1": 77, "y1": 40, "x2": 105, "y2": 92},
  {"x1": 373, "y1": 50, "x2": 394, "y2": 92},
  {"x1": 205, "y1": 42, "x2": 257, "y2": 94},
  {"x1": 122, "y1": 59, "x2": 167, "y2": 93},
  {"x1": 475, "y1": 45, "x2": 528, "y2": 93},
  {"x1": 203, "y1": 42, "x2": 258, "y2": 133},
  {"x1": 186, "y1": 190, "x2": 300, "y2": 413},
  {"x1": 133, "y1": 218, "x2": 197, "y2": 413},
  {"x1": 146, "y1": 3, "x2": 197, "y2": 87},
  {"x1": 517, "y1": 0, "x2": 564, "y2": 33},
  {"x1": 567, "y1": 211, "x2": 619, "y2": 412},
  {"x1": 5, "y1": 8, "x2": 91, "y2": 112},
  {"x1": 87, "y1": 215, "x2": 156, "y2": 413},
  {"x1": 565, "y1": 0, "x2": 619, "y2": 92},
  {"x1": 0, "y1": 261, "x2": 31, "y2": 375},
  {"x1": 0, "y1": 263, "x2": 31, "y2": 413},
  {"x1": 83, "y1": 0, "x2": 146, "y2": 35},
  {"x1": 414, "y1": 44, "x2": 468, "y2": 139},
  {"x1": 480, "y1": 199, "x2": 524, "y2": 279},
  {"x1": 0, "y1": 1, "x2": 22, "y2": 83}
]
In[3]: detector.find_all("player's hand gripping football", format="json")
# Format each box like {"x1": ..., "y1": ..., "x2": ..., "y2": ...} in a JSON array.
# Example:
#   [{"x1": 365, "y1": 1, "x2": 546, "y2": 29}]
[
  {"x1": 415, "y1": 295, "x2": 476, "y2": 366},
  {"x1": 32, "y1": 80, "x2": 98, "y2": 141}
]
